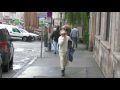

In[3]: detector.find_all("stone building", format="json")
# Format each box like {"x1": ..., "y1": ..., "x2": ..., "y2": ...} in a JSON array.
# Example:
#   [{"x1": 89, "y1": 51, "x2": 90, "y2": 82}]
[{"x1": 89, "y1": 12, "x2": 120, "y2": 78}]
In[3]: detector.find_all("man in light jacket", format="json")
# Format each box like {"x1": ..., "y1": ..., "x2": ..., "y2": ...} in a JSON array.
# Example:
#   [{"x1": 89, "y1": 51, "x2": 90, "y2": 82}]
[{"x1": 58, "y1": 29, "x2": 72, "y2": 76}]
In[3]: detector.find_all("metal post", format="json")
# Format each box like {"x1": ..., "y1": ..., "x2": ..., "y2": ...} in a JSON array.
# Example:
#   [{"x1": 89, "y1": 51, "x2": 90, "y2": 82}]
[
  {"x1": 48, "y1": 23, "x2": 51, "y2": 51},
  {"x1": 40, "y1": 25, "x2": 43, "y2": 58}
]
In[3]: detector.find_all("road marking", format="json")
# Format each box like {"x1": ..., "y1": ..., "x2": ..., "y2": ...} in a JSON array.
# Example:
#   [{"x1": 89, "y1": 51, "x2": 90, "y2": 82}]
[
  {"x1": 28, "y1": 56, "x2": 37, "y2": 65},
  {"x1": 13, "y1": 65, "x2": 22, "y2": 70},
  {"x1": 12, "y1": 56, "x2": 38, "y2": 78},
  {"x1": 15, "y1": 48, "x2": 24, "y2": 52}
]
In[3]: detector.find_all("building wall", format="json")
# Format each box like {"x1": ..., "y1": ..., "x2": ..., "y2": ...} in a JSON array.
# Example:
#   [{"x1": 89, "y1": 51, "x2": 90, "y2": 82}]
[
  {"x1": 24, "y1": 12, "x2": 39, "y2": 32},
  {"x1": 0, "y1": 12, "x2": 24, "y2": 24},
  {"x1": 15, "y1": 12, "x2": 24, "y2": 20},
  {"x1": 89, "y1": 12, "x2": 96, "y2": 51},
  {"x1": 89, "y1": 12, "x2": 120, "y2": 78},
  {"x1": 52, "y1": 12, "x2": 64, "y2": 26}
]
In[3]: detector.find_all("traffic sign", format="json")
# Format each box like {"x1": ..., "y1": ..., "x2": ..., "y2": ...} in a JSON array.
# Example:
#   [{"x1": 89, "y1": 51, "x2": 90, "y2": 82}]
[
  {"x1": 37, "y1": 12, "x2": 47, "y2": 18},
  {"x1": 47, "y1": 12, "x2": 52, "y2": 17}
]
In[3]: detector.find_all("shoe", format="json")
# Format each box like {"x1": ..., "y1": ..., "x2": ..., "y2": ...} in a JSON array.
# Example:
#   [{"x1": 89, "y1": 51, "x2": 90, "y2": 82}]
[{"x1": 61, "y1": 69, "x2": 65, "y2": 76}]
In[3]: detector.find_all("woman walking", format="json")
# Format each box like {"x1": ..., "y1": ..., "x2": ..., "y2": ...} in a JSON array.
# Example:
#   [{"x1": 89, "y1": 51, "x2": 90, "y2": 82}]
[{"x1": 58, "y1": 29, "x2": 72, "y2": 76}]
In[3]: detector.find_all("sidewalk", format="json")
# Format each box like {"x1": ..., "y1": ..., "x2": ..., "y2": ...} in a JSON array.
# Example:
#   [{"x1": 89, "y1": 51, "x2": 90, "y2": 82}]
[{"x1": 16, "y1": 44, "x2": 104, "y2": 78}]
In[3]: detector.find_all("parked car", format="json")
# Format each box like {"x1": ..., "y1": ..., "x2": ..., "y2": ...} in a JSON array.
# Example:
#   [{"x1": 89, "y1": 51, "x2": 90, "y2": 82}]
[
  {"x1": 18, "y1": 28, "x2": 39, "y2": 41},
  {"x1": 0, "y1": 54, "x2": 2, "y2": 78},
  {"x1": 0, "y1": 26, "x2": 14, "y2": 72},
  {"x1": 34, "y1": 28, "x2": 42, "y2": 40},
  {"x1": 0, "y1": 24, "x2": 33, "y2": 41}
]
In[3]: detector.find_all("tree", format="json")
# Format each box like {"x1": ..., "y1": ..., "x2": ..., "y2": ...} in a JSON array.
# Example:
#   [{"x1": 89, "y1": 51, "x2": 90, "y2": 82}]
[{"x1": 64, "y1": 12, "x2": 90, "y2": 49}]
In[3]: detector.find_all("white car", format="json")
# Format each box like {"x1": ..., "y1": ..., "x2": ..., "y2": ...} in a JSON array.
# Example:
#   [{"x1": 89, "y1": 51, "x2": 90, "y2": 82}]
[
  {"x1": 0, "y1": 24, "x2": 33, "y2": 41},
  {"x1": 18, "y1": 28, "x2": 39, "y2": 40}
]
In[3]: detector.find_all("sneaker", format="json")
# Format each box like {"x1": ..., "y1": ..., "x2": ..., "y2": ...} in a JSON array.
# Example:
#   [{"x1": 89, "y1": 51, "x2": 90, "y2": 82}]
[
  {"x1": 61, "y1": 68, "x2": 65, "y2": 76},
  {"x1": 61, "y1": 70, "x2": 65, "y2": 76}
]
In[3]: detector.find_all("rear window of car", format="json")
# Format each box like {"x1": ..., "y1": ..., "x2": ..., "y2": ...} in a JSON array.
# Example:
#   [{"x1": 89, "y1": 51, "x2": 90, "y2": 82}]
[{"x1": 0, "y1": 29, "x2": 10, "y2": 41}]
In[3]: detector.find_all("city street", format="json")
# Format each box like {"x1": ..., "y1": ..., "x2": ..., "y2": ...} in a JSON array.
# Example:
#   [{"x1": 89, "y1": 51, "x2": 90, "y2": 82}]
[
  {"x1": 2, "y1": 40, "x2": 104, "y2": 78},
  {"x1": 2, "y1": 40, "x2": 41, "y2": 78},
  {"x1": 1, "y1": 12, "x2": 120, "y2": 78}
]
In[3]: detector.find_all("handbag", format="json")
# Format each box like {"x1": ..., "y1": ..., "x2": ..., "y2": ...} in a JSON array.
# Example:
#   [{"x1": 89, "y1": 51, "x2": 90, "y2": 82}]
[{"x1": 68, "y1": 47, "x2": 75, "y2": 62}]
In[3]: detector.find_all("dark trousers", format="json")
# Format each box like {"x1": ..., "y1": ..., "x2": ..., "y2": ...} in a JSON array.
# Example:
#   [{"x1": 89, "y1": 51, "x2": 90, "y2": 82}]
[{"x1": 71, "y1": 37, "x2": 78, "y2": 48}]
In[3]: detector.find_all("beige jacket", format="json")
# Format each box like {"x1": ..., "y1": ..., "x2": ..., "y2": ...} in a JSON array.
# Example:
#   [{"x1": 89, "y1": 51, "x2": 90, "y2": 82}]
[{"x1": 58, "y1": 35, "x2": 70, "y2": 53}]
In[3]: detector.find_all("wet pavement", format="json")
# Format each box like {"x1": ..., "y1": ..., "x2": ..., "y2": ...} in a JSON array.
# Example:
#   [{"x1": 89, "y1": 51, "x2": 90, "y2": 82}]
[
  {"x1": 2, "y1": 40, "x2": 41, "y2": 78},
  {"x1": 14, "y1": 44, "x2": 104, "y2": 78}
]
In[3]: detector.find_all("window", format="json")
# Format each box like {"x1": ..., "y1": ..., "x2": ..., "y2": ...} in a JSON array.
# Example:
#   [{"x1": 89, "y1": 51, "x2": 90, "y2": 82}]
[
  {"x1": 12, "y1": 28, "x2": 21, "y2": 33},
  {"x1": 99, "y1": 12, "x2": 101, "y2": 35},
  {"x1": 106, "y1": 12, "x2": 110, "y2": 41}
]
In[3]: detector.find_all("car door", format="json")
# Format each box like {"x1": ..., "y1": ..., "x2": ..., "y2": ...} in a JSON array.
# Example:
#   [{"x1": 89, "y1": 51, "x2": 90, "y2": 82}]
[{"x1": 11, "y1": 28, "x2": 22, "y2": 40}]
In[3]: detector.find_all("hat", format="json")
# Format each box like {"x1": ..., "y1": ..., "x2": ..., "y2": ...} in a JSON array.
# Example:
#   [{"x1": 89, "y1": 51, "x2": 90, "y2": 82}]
[{"x1": 60, "y1": 30, "x2": 66, "y2": 35}]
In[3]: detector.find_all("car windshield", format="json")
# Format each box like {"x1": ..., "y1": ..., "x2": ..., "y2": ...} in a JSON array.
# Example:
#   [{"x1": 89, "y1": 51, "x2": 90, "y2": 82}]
[{"x1": 19, "y1": 29, "x2": 28, "y2": 33}]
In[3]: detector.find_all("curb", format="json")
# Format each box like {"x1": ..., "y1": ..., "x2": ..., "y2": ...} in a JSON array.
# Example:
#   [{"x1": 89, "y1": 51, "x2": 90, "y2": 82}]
[{"x1": 12, "y1": 56, "x2": 38, "y2": 78}]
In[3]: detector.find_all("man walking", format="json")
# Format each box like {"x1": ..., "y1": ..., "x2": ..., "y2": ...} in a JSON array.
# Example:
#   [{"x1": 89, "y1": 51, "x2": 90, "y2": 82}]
[
  {"x1": 70, "y1": 26, "x2": 79, "y2": 48},
  {"x1": 51, "y1": 25, "x2": 60, "y2": 54}
]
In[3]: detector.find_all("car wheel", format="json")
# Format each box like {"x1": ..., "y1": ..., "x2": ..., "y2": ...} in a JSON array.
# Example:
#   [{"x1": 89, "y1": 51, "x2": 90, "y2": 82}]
[
  {"x1": 32, "y1": 37, "x2": 35, "y2": 41},
  {"x1": 9, "y1": 57, "x2": 13, "y2": 70},
  {"x1": 22, "y1": 37, "x2": 27, "y2": 41},
  {"x1": 0, "y1": 65, "x2": 2, "y2": 78},
  {"x1": 2, "y1": 61, "x2": 9, "y2": 72}
]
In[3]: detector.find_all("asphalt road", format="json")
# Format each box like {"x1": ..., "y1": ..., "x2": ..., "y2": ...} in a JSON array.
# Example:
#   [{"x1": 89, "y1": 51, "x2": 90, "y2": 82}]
[{"x1": 2, "y1": 40, "x2": 42, "y2": 78}]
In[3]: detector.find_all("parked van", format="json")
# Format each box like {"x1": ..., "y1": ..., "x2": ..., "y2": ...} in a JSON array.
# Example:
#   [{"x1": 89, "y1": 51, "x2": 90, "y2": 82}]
[{"x1": 0, "y1": 24, "x2": 33, "y2": 41}]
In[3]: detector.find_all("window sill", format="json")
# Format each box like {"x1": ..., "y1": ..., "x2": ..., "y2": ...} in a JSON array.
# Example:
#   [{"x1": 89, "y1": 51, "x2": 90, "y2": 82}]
[
  {"x1": 113, "y1": 52, "x2": 120, "y2": 63},
  {"x1": 95, "y1": 35, "x2": 101, "y2": 41},
  {"x1": 101, "y1": 40, "x2": 110, "y2": 51}
]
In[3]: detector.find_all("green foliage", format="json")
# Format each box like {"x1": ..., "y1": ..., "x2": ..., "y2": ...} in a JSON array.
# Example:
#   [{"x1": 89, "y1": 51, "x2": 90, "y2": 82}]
[
  {"x1": 65, "y1": 12, "x2": 80, "y2": 26},
  {"x1": 64, "y1": 12, "x2": 90, "y2": 49}
]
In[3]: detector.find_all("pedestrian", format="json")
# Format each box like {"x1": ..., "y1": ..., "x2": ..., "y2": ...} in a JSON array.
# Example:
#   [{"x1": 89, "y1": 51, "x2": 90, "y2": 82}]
[
  {"x1": 70, "y1": 26, "x2": 79, "y2": 48},
  {"x1": 62, "y1": 25, "x2": 71, "y2": 36},
  {"x1": 58, "y1": 29, "x2": 72, "y2": 76},
  {"x1": 50, "y1": 25, "x2": 60, "y2": 54}
]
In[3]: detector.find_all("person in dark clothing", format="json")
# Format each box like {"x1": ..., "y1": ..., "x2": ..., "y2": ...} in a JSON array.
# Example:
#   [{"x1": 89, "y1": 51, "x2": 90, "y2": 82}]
[{"x1": 51, "y1": 25, "x2": 60, "y2": 54}]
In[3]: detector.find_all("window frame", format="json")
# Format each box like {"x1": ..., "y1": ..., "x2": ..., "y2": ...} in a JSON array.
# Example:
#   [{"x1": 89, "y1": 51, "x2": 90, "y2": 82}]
[
  {"x1": 105, "y1": 12, "x2": 111, "y2": 41},
  {"x1": 12, "y1": 28, "x2": 21, "y2": 33},
  {"x1": 98, "y1": 12, "x2": 102, "y2": 35}
]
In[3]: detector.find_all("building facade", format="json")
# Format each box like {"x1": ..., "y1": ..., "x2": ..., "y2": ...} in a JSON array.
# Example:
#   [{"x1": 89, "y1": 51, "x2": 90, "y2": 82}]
[
  {"x1": 24, "y1": 12, "x2": 39, "y2": 32},
  {"x1": 0, "y1": 12, "x2": 16, "y2": 24},
  {"x1": 52, "y1": 12, "x2": 64, "y2": 26},
  {"x1": 0, "y1": 12, "x2": 24, "y2": 24},
  {"x1": 89, "y1": 12, "x2": 120, "y2": 78}
]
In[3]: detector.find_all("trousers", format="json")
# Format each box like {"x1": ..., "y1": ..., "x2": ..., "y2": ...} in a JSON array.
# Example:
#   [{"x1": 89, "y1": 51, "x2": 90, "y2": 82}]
[{"x1": 59, "y1": 51, "x2": 68, "y2": 70}]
